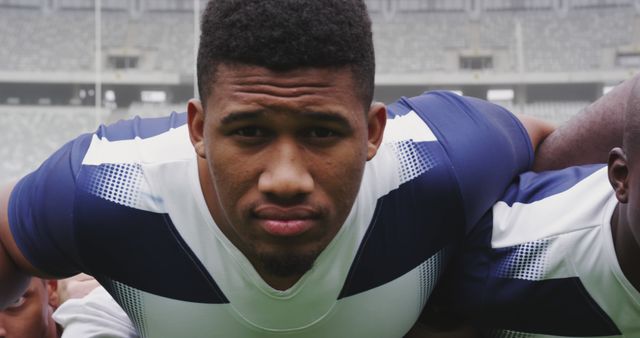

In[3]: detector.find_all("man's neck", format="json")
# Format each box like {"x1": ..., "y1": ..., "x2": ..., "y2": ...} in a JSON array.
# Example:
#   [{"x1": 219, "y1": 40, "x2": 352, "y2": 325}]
[{"x1": 611, "y1": 204, "x2": 640, "y2": 292}]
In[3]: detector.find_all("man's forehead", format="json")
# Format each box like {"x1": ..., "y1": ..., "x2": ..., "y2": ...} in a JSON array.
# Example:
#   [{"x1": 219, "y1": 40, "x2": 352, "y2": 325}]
[
  {"x1": 213, "y1": 63, "x2": 356, "y2": 88},
  {"x1": 205, "y1": 64, "x2": 362, "y2": 114}
]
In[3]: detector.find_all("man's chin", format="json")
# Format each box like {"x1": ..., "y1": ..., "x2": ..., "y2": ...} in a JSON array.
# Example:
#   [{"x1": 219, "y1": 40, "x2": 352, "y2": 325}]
[{"x1": 257, "y1": 250, "x2": 320, "y2": 278}]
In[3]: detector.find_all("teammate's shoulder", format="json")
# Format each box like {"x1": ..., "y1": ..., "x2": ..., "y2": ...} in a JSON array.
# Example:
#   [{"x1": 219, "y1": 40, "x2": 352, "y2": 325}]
[{"x1": 500, "y1": 164, "x2": 607, "y2": 206}]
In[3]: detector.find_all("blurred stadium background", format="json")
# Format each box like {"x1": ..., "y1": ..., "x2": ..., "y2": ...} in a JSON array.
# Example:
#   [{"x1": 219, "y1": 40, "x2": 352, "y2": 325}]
[{"x1": 1, "y1": 0, "x2": 639, "y2": 181}]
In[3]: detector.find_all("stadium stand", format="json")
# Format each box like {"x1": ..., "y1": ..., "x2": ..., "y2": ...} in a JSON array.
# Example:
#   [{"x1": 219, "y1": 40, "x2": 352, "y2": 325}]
[
  {"x1": 520, "y1": 7, "x2": 635, "y2": 72},
  {"x1": 521, "y1": 101, "x2": 590, "y2": 123},
  {"x1": 0, "y1": 107, "x2": 103, "y2": 182},
  {"x1": 0, "y1": 103, "x2": 190, "y2": 182},
  {"x1": 0, "y1": 0, "x2": 638, "y2": 179},
  {"x1": 0, "y1": 2, "x2": 637, "y2": 74},
  {"x1": 498, "y1": 100, "x2": 590, "y2": 124}
]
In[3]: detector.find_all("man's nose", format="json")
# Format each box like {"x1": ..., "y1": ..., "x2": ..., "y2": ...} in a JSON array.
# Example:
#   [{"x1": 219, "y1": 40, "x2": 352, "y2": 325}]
[{"x1": 258, "y1": 139, "x2": 314, "y2": 199}]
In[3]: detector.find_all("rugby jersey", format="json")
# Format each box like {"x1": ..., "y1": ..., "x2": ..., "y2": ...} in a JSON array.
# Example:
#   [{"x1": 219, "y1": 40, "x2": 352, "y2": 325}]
[
  {"x1": 8, "y1": 91, "x2": 532, "y2": 337},
  {"x1": 439, "y1": 165, "x2": 640, "y2": 337}
]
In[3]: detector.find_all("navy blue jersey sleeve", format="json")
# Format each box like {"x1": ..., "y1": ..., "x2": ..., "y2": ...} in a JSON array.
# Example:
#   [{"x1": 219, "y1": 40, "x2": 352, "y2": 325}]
[
  {"x1": 7, "y1": 112, "x2": 187, "y2": 278},
  {"x1": 402, "y1": 91, "x2": 534, "y2": 230},
  {"x1": 7, "y1": 133, "x2": 93, "y2": 277}
]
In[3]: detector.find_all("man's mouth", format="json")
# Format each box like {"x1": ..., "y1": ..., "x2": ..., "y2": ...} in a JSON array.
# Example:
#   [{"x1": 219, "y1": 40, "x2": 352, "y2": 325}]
[{"x1": 253, "y1": 206, "x2": 320, "y2": 237}]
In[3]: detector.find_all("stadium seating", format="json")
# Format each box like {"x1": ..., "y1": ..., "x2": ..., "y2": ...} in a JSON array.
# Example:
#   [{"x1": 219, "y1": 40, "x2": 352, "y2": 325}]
[
  {"x1": 498, "y1": 100, "x2": 590, "y2": 124},
  {"x1": 0, "y1": 3, "x2": 637, "y2": 74},
  {"x1": 0, "y1": 107, "x2": 101, "y2": 182},
  {"x1": 0, "y1": 1, "x2": 635, "y2": 179}
]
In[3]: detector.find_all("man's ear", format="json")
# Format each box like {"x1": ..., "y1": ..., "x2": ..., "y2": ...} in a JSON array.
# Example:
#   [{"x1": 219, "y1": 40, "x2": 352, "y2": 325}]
[
  {"x1": 608, "y1": 147, "x2": 629, "y2": 203},
  {"x1": 188, "y1": 99, "x2": 207, "y2": 159},
  {"x1": 366, "y1": 102, "x2": 387, "y2": 161},
  {"x1": 46, "y1": 280, "x2": 60, "y2": 309}
]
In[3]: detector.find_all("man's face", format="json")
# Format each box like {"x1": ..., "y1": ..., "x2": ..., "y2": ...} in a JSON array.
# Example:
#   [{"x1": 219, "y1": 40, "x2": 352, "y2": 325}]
[
  {"x1": 0, "y1": 279, "x2": 59, "y2": 338},
  {"x1": 188, "y1": 64, "x2": 385, "y2": 288}
]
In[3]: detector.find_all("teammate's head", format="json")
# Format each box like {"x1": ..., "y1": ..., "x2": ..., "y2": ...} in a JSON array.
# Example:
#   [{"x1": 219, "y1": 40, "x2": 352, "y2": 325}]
[
  {"x1": 0, "y1": 278, "x2": 60, "y2": 338},
  {"x1": 623, "y1": 79, "x2": 640, "y2": 161},
  {"x1": 609, "y1": 77, "x2": 640, "y2": 249},
  {"x1": 188, "y1": 0, "x2": 386, "y2": 289},
  {"x1": 196, "y1": 0, "x2": 375, "y2": 110}
]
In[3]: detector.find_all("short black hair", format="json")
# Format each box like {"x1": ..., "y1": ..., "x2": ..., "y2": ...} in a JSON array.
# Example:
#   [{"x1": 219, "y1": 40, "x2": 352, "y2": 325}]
[{"x1": 197, "y1": 0, "x2": 375, "y2": 109}]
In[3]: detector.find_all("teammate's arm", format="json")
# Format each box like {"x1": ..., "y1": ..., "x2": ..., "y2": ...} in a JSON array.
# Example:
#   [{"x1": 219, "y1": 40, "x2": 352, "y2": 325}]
[
  {"x1": 0, "y1": 183, "x2": 47, "y2": 309},
  {"x1": 532, "y1": 73, "x2": 638, "y2": 171},
  {"x1": 514, "y1": 113, "x2": 556, "y2": 153}
]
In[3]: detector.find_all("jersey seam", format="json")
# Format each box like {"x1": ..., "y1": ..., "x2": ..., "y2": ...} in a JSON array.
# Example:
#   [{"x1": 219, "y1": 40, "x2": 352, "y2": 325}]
[
  {"x1": 161, "y1": 212, "x2": 229, "y2": 303},
  {"x1": 336, "y1": 197, "x2": 384, "y2": 299}
]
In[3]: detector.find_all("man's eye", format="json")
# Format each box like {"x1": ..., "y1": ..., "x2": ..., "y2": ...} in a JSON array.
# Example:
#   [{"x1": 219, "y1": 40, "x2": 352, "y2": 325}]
[
  {"x1": 233, "y1": 127, "x2": 266, "y2": 137},
  {"x1": 7, "y1": 296, "x2": 25, "y2": 309},
  {"x1": 308, "y1": 128, "x2": 336, "y2": 138}
]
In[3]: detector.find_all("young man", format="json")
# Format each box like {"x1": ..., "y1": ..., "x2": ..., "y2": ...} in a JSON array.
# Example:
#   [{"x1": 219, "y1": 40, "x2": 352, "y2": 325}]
[
  {"x1": 0, "y1": 0, "x2": 622, "y2": 337},
  {"x1": 433, "y1": 81, "x2": 640, "y2": 337},
  {"x1": 0, "y1": 278, "x2": 60, "y2": 338}
]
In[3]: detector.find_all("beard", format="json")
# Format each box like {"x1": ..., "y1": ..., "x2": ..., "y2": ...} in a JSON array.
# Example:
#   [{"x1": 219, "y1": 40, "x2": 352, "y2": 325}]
[{"x1": 256, "y1": 248, "x2": 321, "y2": 278}]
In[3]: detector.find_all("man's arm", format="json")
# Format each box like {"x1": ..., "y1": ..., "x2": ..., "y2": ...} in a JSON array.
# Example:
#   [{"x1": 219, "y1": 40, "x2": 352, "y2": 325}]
[
  {"x1": 57, "y1": 273, "x2": 101, "y2": 304},
  {"x1": 515, "y1": 113, "x2": 556, "y2": 153},
  {"x1": 54, "y1": 286, "x2": 140, "y2": 338},
  {"x1": 0, "y1": 183, "x2": 47, "y2": 309},
  {"x1": 533, "y1": 74, "x2": 638, "y2": 171}
]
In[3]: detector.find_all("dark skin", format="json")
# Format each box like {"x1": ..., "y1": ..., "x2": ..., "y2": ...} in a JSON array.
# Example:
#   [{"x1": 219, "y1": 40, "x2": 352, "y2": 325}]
[
  {"x1": 533, "y1": 74, "x2": 640, "y2": 171},
  {"x1": 608, "y1": 147, "x2": 640, "y2": 291},
  {"x1": 188, "y1": 64, "x2": 387, "y2": 290},
  {"x1": 0, "y1": 278, "x2": 60, "y2": 338}
]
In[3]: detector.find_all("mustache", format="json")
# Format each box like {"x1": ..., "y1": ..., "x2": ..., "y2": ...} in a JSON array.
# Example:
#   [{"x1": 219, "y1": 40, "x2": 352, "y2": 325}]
[{"x1": 247, "y1": 201, "x2": 327, "y2": 220}]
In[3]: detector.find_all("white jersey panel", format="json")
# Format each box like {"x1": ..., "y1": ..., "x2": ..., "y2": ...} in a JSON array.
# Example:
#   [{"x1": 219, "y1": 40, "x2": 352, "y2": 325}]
[
  {"x1": 382, "y1": 110, "x2": 437, "y2": 143},
  {"x1": 78, "y1": 124, "x2": 194, "y2": 214},
  {"x1": 491, "y1": 168, "x2": 612, "y2": 248},
  {"x1": 487, "y1": 167, "x2": 640, "y2": 337},
  {"x1": 82, "y1": 124, "x2": 193, "y2": 165}
]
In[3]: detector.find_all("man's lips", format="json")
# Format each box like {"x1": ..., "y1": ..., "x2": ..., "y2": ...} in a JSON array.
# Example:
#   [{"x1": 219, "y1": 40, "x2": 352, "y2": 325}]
[{"x1": 253, "y1": 206, "x2": 320, "y2": 237}]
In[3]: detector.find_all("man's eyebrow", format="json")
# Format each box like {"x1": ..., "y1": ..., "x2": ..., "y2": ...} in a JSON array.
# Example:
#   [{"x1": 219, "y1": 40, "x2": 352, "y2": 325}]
[
  {"x1": 220, "y1": 110, "x2": 266, "y2": 125},
  {"x1": 299, "y1": 111, "x2": 352, "y2": 125}
]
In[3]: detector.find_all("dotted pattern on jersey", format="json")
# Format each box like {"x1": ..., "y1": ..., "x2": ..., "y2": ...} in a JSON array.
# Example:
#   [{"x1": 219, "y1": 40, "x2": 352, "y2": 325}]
[
  {"x1": 417, "y1": 249, "x2": 445, "y2": 312},
  {"x1": 104, "y1": 279, "x2": 148, "y2": 337},
  {"x1": 85, "y1": 163, "x2": 143, "y2": 208},
  {"x1": 489, "y1": 329, "x2": 534, "y2": 338},
  {"x1": 390, "y1": 141, "x2": 438, "y2": 184},
  {"x1": 495, "y1": 239, "x2": 550, "y2": 281}
]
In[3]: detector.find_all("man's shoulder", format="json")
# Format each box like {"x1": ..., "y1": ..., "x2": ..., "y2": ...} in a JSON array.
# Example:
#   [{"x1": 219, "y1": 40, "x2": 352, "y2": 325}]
[
  {"x1": 5, "y1": 111, "x2": 197, "y2": 278},
  {"x1": 82, "y1": 112, "x2": 192, "y2": 167},
  {"x1": 491, "y1": 164, "x2": 611, "y2": 248},
  {"x1": 499, "y1": 164, "x2": 608, "y2": 207},
  {"x1": 71, "y1": 112, "x2": 194, "y2": 219}
]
